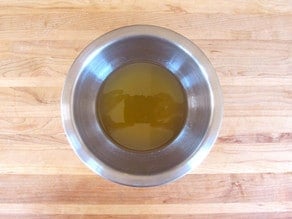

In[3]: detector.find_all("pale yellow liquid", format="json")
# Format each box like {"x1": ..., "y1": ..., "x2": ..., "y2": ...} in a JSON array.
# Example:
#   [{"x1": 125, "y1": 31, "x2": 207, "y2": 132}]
[{"x1": 97, "y1": 62, "x2": 187, "y2": 151}]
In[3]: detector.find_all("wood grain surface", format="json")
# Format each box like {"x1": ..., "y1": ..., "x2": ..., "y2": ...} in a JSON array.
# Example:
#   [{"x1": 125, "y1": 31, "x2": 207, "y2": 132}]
[{"x1": 0, "y1": 0, "x2": 291, "y2": 218}]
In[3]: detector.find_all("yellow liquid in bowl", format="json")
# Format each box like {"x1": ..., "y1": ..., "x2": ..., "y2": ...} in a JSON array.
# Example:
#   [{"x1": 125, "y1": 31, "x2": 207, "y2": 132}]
[{"x1": 97, "y1": 62, "x2": 187, "y2": 151}]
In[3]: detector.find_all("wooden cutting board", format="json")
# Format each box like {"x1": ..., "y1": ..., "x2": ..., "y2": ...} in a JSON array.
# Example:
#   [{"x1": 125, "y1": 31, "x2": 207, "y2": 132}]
[{"x1": 0, "y1": 0, "x2": 291, "y2": 218}]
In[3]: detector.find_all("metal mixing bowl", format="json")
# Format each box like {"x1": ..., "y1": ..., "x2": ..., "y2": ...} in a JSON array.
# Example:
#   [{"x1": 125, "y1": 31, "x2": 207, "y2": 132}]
[{"x1": 61, "y1": 25, "x2": 223, "y2": 187}]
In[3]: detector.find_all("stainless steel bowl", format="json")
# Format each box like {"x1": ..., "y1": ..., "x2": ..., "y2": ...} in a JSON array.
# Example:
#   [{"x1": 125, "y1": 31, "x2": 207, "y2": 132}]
[{"x1": 61, "y1": 25, "x2": 223, "y2": 187}]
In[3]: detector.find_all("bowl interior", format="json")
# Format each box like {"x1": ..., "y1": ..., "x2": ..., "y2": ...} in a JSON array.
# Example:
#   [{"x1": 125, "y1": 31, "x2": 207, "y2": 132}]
[{"x1": 72, "y1": 35, "x2": 211, "y2": 176}]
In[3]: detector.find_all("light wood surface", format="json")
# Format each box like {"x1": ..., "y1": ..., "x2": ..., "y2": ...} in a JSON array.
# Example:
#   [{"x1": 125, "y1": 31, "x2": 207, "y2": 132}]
[{"x1": 0, "y1": 0, "x2": 291, "y2": 218}]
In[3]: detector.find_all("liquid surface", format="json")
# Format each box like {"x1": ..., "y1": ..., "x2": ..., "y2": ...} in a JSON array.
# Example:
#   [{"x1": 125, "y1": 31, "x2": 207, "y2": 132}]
[{"x1": 97, "y1": 62, "x2": 187, "y2": 151}]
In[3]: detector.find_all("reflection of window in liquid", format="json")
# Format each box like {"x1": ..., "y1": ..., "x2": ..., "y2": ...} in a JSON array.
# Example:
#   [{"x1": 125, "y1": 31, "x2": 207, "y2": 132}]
[{"x1": 100, "y1": 89, "x2": 185, "y2": 133}]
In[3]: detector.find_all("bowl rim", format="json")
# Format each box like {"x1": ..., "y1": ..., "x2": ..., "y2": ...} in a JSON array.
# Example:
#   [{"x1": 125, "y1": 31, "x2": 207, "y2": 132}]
[{"x1": 61, "y1": 25, "x2": 223, "y2": 187}]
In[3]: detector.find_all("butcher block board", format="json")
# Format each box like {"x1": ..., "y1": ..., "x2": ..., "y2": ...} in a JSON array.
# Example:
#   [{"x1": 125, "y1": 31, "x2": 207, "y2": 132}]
[{"x1": 0, "y1": 0, "x2": 291, "y2": 218}]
